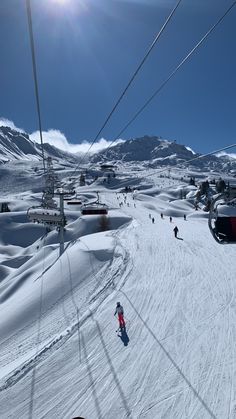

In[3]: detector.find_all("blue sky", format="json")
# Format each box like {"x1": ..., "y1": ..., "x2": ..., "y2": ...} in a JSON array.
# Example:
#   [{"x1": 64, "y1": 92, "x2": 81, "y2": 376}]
[{"x1": 0, "y1": 0, "x2": 236, "y2": 154}]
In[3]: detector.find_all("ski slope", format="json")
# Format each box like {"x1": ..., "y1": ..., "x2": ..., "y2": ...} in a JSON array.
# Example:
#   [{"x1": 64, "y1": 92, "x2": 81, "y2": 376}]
[{"x1": 0, "y1": 165, "x2": 236, "y2": 419}]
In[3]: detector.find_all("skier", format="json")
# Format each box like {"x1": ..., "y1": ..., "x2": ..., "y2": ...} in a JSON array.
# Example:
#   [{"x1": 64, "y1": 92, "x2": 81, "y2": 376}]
[
  {"x1": 173, "y1": 226, "x2": 179, "y2": 238},
  {"x1": 152, "y1": 217, "x2": 155, "y2": 224},
  {"x1": 160, "y1": 213, "x2": 164, "y2": 219},
  {"x1": 184, "y1": 214, "x2": 186, "y2": 221},
  {"x1": 114, "y1": 302, "x2": 125, "y2": 330},
  {"x1": 169, "y1": 216, "x2": 172, "y2": 222}
]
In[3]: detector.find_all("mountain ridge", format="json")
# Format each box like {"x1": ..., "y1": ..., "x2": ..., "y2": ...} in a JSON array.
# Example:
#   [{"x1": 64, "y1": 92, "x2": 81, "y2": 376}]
[
  {"x1": 91, "y1": 135, "x2": 236, "y2": 173},
  {"x1": 0, "y1": 126, "x2": 78, "y2": 164},
  {"x1": 1, "y1": 126, "x2": 236, "y2": 174}
]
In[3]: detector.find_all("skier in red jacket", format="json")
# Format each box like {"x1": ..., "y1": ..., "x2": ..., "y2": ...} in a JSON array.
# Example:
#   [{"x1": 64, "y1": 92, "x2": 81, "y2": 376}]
[{"x1": 114, "y1": 302, "x2": 125, "y2": 329}]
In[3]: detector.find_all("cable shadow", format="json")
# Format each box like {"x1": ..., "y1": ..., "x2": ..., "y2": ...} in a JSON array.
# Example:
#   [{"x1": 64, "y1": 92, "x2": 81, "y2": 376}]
[
  {"x1": 90, "y1": 311, "x2": 131, "y2": 417},
  {"x1": 81, "y1": 332, "x2": 102, "y2": 419},
  {"x1": 65, "y1": 251, "x2": 103, "y2": 418},
  {"x1": 28, "y1": 267, "x2": 44, "y2": 419},
  {"x1": 118, "y1": 290, "x2": 217, "y2": 419},
  {"x1": 65, "y1": 251, "x2": 82, "y2": 363}
]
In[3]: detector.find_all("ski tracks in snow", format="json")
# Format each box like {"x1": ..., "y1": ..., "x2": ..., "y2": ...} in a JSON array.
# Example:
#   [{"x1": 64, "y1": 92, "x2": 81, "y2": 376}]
[{"x1": 1, "y1": 190, "x2": 236, "y2": 418}]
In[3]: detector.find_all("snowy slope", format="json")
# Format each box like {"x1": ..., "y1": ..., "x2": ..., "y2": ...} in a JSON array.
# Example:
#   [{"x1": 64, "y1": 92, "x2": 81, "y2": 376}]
[{"x1": 0, "y1": 162, "x2": 236, "y2": 419}]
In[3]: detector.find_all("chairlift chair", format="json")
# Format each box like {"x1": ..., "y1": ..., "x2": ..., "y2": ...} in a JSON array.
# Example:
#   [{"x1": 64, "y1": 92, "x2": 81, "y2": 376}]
[
  {"x1": 63, "y1": 190, "x2": 75, "y2": 200},
  {"x1": 81, "y1": 202, "x2": 108, "y2": 215},
  {"x1": 67, "y1": 200, "x2": 82, "y2": 205},
  {"x1": 27, "y1": 207, "x2": 66, "y2": 227}
]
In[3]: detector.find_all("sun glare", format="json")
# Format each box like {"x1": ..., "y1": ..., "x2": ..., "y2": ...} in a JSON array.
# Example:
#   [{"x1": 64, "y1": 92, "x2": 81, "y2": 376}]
[
  {"x1": 53, "y1": 0, "x2": 69, "y2": 4},
  {"x1": 50, "y1": 0, "x2": 88, "y2": 14},
  {"x1": 51, "y1": 0, "x2": 74, "y2": 6}
]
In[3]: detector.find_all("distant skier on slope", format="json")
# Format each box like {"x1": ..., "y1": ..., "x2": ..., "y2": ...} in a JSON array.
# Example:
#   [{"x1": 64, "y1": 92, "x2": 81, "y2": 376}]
[
  {"x1": 114, "y1": 302, "x2": 125, "y2": 330},
  {"x1": 173, "y1": 226, "x2": 179, "y2": 238}
]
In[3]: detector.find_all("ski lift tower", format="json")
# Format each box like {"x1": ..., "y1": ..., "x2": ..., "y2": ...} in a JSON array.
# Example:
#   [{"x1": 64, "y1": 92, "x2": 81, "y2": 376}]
[
  {"x1": 55, "y1": 188, "x2": 70, "y2": 256},
  {"x1": 28, "y1": 157, "x2": 70, "y2": 256},
  {"x1": 28, "y1": 190, "x2": 71, "y2": 256},
  {"x1": 42, "y1": 157, "x2": 58, "y2": 208}
]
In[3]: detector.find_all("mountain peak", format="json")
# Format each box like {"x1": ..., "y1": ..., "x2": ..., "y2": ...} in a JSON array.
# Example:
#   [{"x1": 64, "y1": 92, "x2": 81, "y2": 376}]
[
  {"x1": 91, "y1": 135, "x2": 195, "y2": 164},
  {"x1": 0, "y1": 126, "x2": 78, "y2": 164},
  {"x1": 90, "y1": 135, "x2": 236, "y2": 173}
]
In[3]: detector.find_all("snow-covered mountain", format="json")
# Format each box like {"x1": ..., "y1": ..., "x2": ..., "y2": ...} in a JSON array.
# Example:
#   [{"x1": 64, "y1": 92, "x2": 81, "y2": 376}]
[
  {"x1": 91, "y1": 135, "x2": 236, "y2": 173},
  {"x1": 1, "y1": 127, "x2": 236, "y2": 175},
  {"x1": 0, "y1": 126, "x2": 78, "y2": 164},
  {"x1": 91, "y1": 135, "x2": 193, "y2": 162}
]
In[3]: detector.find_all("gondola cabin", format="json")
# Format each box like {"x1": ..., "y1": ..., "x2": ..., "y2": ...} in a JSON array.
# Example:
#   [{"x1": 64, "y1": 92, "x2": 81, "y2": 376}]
[{"x1": 81, "y1": 204, "x2": 108, "y2": 215}]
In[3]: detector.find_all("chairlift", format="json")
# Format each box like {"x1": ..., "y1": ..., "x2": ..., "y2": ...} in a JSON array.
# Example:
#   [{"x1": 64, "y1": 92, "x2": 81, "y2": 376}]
[
  {"x1": 208, "y1": 188, "x2": 236, "y2": 244},
  {"x1": 0, "y1": 202, "x2": 10, "y2": 213},
  {"x1": 81, "y1": 202, "x2": 108, "y2": 215},
  {"x1": 67, "y1": 200, "x2": 82, "y2": 205},
  {"x1": 63, "y1": 190, "x2": 75, "y2": 200},
  {"x1": 66, "y1": 192, "x2": 82, "y2": 205},
  {"x1": 27, "y1": 207, "x2": 66, "y2": 227}
]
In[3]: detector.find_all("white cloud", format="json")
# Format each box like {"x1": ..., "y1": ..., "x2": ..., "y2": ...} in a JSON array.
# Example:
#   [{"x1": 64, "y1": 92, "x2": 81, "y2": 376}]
[
  {"x1": 30, "y1": 129, "x2": 124, "y2": 154},
  {"x1": 0, "y1": 117, "x2": 25, "y2": 133},
  {"x1": 215, "y1": 151, "x2": 236, "y2": 160},
  {"x1": 0, "y1": 118, "x2": 124, "y2": 154}
]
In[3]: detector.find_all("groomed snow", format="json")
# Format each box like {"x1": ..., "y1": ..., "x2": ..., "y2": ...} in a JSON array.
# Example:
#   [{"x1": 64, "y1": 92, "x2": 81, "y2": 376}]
[{"x1": 0, "y1": 161, "x2": 236, "y2": 419}]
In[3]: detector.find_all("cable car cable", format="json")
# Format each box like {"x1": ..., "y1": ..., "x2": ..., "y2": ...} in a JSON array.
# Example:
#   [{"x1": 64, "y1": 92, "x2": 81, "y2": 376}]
[
  {"x1": 66, "y1": 0, "x2": 183, "y2": 181},
  {"x1": 107, "y1": 1, "x2": 236, "y2": 151},
  {"x1": 65, "y1": 0, "x2": 236, "y2": 187},
  {"x1": 90, "y1": 0, "x2": 183, "y2": 145},
  {"x1": 26, "y1": 0, "x2": 46, "y2": 173}
]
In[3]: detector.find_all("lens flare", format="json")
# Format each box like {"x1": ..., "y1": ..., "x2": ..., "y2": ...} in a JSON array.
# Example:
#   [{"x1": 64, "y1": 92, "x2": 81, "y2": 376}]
[
  {"x1": 50, "y1": 0, "x2": 88, "y2": 13},
  {"x1": 52, "y1": 0, "x2": 68, "y2": 4}
]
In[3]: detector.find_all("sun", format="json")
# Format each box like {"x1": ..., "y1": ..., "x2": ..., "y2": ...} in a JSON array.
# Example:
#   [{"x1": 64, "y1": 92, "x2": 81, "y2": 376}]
[
  {"x1": 52, "y1": 0, "x2": 70, "y2": 5},
  {"x1": 47, "y1": 0, "x2": 89, "y2": 18}
]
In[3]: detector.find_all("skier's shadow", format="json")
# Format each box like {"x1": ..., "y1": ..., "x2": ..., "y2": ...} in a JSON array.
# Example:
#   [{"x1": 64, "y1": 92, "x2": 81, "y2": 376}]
[
  {"x1": 118, "y1": 327, "x2": 130, "y2": 346},
  {"x1": 177, "y1": 237, "x2": 183, "y2": 241}
]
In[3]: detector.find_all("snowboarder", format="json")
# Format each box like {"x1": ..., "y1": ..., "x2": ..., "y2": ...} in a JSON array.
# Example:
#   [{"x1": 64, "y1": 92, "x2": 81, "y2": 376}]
[
  {"x1": 173, "y1": 226, "x2": 179, "y2": 238},
  {"x1": 114, "y1": 302, "x2": 125, "y2": 329}
]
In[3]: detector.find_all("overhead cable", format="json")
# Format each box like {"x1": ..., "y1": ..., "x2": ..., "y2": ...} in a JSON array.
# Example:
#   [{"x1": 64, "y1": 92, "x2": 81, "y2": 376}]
[
  {"x1": 106, "y1": 1, "x2": 236, "y2": 151},
  {"x1": 76, "y1": 0, "x2": 183, "y2": 167},
  {"x1": 26, "y1": 0, "x2": 46, "y2": 173},
  {"x1": 63, "y1": 1, "x2": 236, "y2": 185}
]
